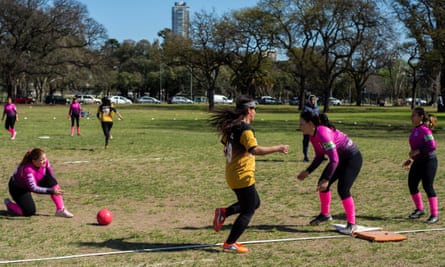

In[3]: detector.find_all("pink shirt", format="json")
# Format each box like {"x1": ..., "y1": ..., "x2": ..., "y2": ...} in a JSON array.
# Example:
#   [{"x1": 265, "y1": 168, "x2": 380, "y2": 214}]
[
  {"x1": 307, "y1": 126, "x2": 358, "y2": 180},
  {"x1": 3, "y1": 103, "x2": 17, "y2": 117},
  {"x1": 69, "y1": 102, "x2": 81, "y2": 116},
  {"x1": 409, "y1": 124, "x2": 436, "y2": 160},
  {"x1": 12, "y1": 160, "x2": 56, "y2": 194}
]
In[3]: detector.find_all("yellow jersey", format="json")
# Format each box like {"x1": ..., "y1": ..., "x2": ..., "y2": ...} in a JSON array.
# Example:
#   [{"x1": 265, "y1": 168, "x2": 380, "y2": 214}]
[
  {"x1": 222, "y1": 122, "x2": 258, "y2": 189},
  {"x1": 97, "y1": 104, "x2": 117, "y2": 122}
]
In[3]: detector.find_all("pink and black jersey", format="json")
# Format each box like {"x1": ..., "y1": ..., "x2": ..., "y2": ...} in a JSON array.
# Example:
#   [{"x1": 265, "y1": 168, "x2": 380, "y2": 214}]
[
  {"x1": 409, "y1": 124, "x2": 436, "y2": 161},
  {"x1": 11, "y1": 160, "x2": 56, "y2": 194},
  {"x1": 306, "y1": 126, "x2": 359, "y2": 181},
  {"x1": 69, "y1": 102, "x2": 81, "y2": 116},
  {"x1": 3, "y1": 103, "x2": 17, "y2": 117}
]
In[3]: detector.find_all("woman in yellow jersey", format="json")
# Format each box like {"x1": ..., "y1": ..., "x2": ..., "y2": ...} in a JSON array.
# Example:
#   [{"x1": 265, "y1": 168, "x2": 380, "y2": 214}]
[
  {"x1": 209, "y1": 95, "x2": 289, "y2": 253},
  {"x1": 97, "y1": 97, "x2": 123, "y2": 149}
]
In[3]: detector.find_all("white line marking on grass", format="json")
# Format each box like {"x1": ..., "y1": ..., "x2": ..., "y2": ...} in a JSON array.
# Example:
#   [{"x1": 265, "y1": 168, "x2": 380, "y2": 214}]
[
  {"x1": 63, "y1": 161, "x2": 90, "y2": 164},
  {"x1": 1, "y1": 228, "x2": 445, "y2": 264}
]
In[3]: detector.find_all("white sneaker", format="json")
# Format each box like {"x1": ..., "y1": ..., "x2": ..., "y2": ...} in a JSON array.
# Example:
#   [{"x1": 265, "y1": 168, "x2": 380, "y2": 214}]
[
  {"x1": 11, "y1": 132, "x2": 16, "y2": 140},
  {"x1": 55, "y1": 208, "x2": 74, "y2": 218},
  {"x1": 339, "y1": 223, "x2": 357, "y2": 235}
]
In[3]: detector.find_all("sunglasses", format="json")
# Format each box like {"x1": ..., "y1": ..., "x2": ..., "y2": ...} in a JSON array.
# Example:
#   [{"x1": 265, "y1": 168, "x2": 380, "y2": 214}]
[{"x1": 249, "y1": 107, "x2": 257, "y2": 111}]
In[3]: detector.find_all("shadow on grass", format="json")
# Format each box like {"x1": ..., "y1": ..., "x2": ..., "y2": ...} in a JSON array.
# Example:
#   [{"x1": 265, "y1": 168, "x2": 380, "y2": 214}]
[
  {"x1": 181, "y1": 223, "x2": 338, "y2": 235},
  {"x1": 76, "y1": 238, "x2": 219, "y2": 253},
  {"x1": 0, "y1": 210, "x2": 51, "y2": 219}
]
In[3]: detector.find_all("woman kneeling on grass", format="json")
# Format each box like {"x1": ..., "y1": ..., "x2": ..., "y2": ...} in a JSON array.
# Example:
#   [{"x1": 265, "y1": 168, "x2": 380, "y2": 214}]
[
  {"x1": 209, "y1": 95, "x2": 289, "y2": 253},
  {"x1": 4, "y1": 148, "x2": 73, "y2": 218},
  {"x1": 297, "y1": 112, "x2": 362, "y2": 235},
  {"x1": 402, "y1": 107, "x2": 439, "y2": 223}
]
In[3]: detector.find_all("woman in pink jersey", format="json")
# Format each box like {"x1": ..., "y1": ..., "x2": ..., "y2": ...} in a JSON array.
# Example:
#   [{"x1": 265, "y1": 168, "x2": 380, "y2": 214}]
[
  {"x1": 402, "y1": 107, "x2": 438, "y2": 223},
  {"x1": 298, "y1": 112, "x2": 362, "y2": 235},
  {"x1": 4, "y1": 148, "x2": 73, "y2": 218},
  {"x1": 68, "y1": 97, "x2": 82, "y2": 136},
  {"x1": 1, "y1": 97, "x2": 18, "y2": 140}
]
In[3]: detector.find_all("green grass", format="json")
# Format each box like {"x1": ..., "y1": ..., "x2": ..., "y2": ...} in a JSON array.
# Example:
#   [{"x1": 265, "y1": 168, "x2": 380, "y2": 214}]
[{"x1": 0, "y1": 103, "x2": 444, "y2": 266}]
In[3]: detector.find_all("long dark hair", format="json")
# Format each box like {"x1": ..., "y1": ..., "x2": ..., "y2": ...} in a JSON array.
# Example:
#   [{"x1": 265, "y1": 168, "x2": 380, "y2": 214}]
[
  {"x1": 413, "y1": 107, "x2": 437, "y2": 129},
  {"x1": 300, "y1": 111, "x2": 336, "y2": 130},
  {"x1": 209, "y1": 95, "x2": 254, "y2": 136}
]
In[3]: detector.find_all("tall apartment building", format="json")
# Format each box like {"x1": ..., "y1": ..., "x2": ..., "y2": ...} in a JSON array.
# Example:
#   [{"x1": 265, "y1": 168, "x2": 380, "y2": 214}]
[{"x1": 172, "y1": 1, "x2": 190, "y2": 38}]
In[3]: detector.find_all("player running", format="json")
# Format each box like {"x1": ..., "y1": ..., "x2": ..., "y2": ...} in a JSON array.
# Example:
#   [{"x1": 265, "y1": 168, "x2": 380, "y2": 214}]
[{"x1": 209, "y1": 95, "x2": 289, "y2": 253}]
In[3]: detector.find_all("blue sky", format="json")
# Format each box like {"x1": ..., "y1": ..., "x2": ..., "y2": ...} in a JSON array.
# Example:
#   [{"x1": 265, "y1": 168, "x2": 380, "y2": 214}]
[{"x1": 77, "y1": 0, "x2": 259, "y2": 43}]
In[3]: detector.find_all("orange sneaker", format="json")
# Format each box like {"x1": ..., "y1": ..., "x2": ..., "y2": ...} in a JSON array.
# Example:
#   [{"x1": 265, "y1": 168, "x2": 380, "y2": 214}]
[
  {"x1": 213, "y1": 208, "x2": 226, "y2": 232},
  {"x1": 223, "y1": 242, "x2": 248, "y2": 253}
]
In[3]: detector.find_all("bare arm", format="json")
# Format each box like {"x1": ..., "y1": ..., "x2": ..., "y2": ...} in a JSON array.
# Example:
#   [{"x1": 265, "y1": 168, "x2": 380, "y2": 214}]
[{"x1": 251, "y1": 145, "x2": 288, "y2": 156}]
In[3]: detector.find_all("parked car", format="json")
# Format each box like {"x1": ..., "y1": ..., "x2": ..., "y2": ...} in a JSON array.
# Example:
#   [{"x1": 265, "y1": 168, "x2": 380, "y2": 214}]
[
  {"x1": 258, "y1": 96, "x2": 282, "y2": 105},
  {"x1": 76, "y1": 95, "x2": 101, "y2": 104},
  {"x1": 110, "y1": 96, "x2": 133, "y2": 104},
  {"x1": 168, "y1": 96, "x2": 194, "y2": 104},
  {"x1": 15, "y1": 96, "x2": 35, "y2": 104},
  {"x1": 405, "y1": 97, "x2": 427, "y2": 106},
  {"x1": 288, "y1": 97, "x2": 299, "y2": 105},
  {"x1": 136, "y1": 96, "x2": 161, "y2": 104},
  {"x1": 328, "y1": 97, "x2": 342, "y2": 106},
  {"x1": 45, "y1": 95, "x2": 69, "y2": 104},
  {"x1": 214, "y1": 94, "x2": 233, "y2": 104}
]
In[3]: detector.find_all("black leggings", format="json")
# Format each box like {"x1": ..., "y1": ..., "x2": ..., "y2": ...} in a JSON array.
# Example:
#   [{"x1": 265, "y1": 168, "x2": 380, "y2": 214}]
[
  {"x1": 321, "y1": 150, "x2": 363, "y2": 200},
  {"x1": 302, "y1": 134, "x2": 310, "y2": 157},
  {"x1": 408, "y1": 157, "x2": 437, "y2": 197},
  {"x1": 71, "y1": 114, "x2": 80, "y2": 127},
  {"x1": 8, "y1": 174, "x2": 58, "y2": 216},
  {"x1": 225, "y1": 184, "x2": 260, "y2": 244},
  {"x1": 101, "y1": 121, "x2": 113, "y2": 145},
  {"x1": 5, "y1": 115, "x2": 16, "y2": 130}
]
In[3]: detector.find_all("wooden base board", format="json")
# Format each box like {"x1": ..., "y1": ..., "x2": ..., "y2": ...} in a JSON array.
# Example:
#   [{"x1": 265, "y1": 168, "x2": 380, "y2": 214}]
[{"x1": 354, "y1": 231, "x2": 407, "y2": 242}]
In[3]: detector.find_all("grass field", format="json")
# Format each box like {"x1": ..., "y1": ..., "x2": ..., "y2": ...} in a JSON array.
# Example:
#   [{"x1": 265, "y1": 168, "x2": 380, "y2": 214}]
[{"x1": 0, "y1": 103, "x2": 444, "y2": 266}]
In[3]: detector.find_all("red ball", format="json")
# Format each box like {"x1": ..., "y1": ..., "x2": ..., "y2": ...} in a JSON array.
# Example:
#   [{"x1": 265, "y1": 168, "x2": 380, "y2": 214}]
[{"x1": 97, "y1": 209, "x2": 113, "y2": 225}]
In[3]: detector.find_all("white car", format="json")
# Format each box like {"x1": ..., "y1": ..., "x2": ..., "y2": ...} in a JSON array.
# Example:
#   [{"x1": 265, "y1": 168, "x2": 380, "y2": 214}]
[
  {"x1": 169, "y1": 96, "x2": 194, "y2": 104},
  {"x1": 328, "y1": 97, "x2": 342, "y2": 106},
  {"x1": 136, "y1": 96, "x2": 161, "y2": 104},
  {"x1": 214, "y1": 94, "x2": 233, "y2": 104},
  {"x1": 76, "y1": 95, "x2": 101, "y2": 104},
  {"x1": 110, "y1": 96, "x2": 133, "y2": 104}
]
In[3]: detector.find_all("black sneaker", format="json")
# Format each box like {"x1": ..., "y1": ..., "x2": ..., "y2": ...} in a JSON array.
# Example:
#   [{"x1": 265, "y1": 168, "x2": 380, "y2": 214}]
[
  {"x1": 408, "y1": 209, "x2": 425, "y2": 219},
  {"x1": 309, "y1": 213, "x2": 332, "y2": 225},
  {"x1": 339, "y1": 222, "x2": 357, "y2": 235},
  {"x1": 424, "y1": 215, "x2": 439, "y2": 224}
]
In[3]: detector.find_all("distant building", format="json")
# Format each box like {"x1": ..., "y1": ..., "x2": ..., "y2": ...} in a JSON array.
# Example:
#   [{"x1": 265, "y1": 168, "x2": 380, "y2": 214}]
[{"x1": 172, "y1": 1, "x2": 190, "y2": 38}]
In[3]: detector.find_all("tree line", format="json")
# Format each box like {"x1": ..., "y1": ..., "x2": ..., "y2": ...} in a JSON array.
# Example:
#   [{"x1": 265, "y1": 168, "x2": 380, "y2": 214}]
[{"x1": 1, "y1": 0, "x2": 444, "y2": 112}]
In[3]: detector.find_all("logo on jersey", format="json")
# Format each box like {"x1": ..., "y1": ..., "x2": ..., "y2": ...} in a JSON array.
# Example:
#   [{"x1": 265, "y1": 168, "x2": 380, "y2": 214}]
[{"x1": 322, "y1": 141, "x2": 336, "y2": 151}]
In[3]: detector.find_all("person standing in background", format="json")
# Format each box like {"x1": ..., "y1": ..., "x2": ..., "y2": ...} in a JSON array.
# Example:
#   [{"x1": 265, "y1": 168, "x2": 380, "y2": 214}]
[
  {"x1": 2, "y1": 97, "x2": 18, "y2": 140},
  {"x1": 68, "y1": 97, "x2": 82, "y2": 136},
  {"x1": 302, "y1": 95, "x2": 319, "y2": 162},
  {"x1": 402, "y1": 107, "x2": 439, "y2": 223}
]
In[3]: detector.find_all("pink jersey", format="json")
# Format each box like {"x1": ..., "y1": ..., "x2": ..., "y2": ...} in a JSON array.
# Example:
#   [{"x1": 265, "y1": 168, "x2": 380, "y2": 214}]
[
  {"x1": 307, "y1": 126, "x2": 358, "y2": 180},
  {"x1": 3, "y1": 103, "x2": 17, "y2": 117},
  {"x1": 409, "y1": 124, "x2": 436, "y2": 160},
  {"x1": 69, "y1": 102, "x2": 81, "y2": 116},
  {"x1": 11, "y1": 160, "x2": 56, "y2": 194}
]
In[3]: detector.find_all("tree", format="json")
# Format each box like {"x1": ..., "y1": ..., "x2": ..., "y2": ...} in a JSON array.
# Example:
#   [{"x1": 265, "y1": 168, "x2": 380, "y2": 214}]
[
  {"x1": 0, "y1": 0, "x2": 107, "y2": 99},
  {"x1": 222, "y1": 7, "x2": 278, "y2": 97},
  {"x1": 393, "y1": 1, "x2": 445, "y2": 112}
]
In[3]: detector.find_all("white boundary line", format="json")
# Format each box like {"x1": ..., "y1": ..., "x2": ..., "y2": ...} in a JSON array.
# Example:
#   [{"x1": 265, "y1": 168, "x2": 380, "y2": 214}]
[{"x1": 1, "y1": 228, "x2": 444, "y2": 264}]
